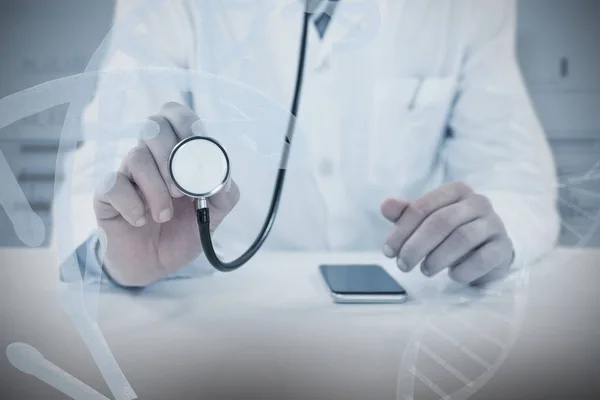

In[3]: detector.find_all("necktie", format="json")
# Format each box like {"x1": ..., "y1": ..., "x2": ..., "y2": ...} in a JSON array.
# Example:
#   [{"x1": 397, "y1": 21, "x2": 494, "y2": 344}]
[{"x1": 313, "y1": 0, "x2": 340, "y2": 39}]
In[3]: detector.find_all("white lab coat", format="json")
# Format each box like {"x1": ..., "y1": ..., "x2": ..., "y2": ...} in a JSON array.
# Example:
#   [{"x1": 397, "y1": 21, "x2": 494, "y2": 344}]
[{"x1": 54, "y1": 0, "x2": 560, "y2": 272}]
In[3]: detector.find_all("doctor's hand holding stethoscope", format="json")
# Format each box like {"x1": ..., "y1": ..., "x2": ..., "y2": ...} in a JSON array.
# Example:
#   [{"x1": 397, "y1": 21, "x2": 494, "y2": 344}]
[{"x1": 93, "y1": 102, "x2": 242, "y2": 287}]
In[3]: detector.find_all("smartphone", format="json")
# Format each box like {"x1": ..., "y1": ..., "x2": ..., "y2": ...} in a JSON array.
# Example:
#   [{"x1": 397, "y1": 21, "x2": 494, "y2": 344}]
[{"x1": 319, "y1": 264, "x2": 408, "y2": 304}]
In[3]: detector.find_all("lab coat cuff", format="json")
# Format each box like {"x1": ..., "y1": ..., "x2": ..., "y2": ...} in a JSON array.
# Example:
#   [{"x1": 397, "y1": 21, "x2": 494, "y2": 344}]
[
  {"x1": 59, "y1": 231, "x2": 106, "y2": 286},
  {"x1": 60, "y1": 231, "x2": 216, "y2": 288}
]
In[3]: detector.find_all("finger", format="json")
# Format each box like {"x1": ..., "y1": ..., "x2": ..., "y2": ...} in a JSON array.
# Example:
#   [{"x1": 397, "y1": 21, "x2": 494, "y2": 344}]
[
  {"x1": 207, "y1": 179, "x2": 241, "y2": 231},
  {"x1": 469, "y1": 248, "x2": 514, "y2": 286},
  {"x1": 143, "y1": 115, "x2": 182, "y2": 197},
  {"x1": 448, "y1": 239, "x2": 512, "y2": 284},
  {"x1": 383, "y1": 181, "x2": 473, "y2": 259},
  {"x1": 120, "y1": 146, "x2": 173, "y2": 223},
  {"x1": 94, "y1": 172, "x2": 147, "y2": 227},
  {"x1": 396, "y1": 196, "x2": 491, "y2": 272},
  {"x1": 380, "y1": 198, "x2": 409, "y2": 223},
  {"x1": 159, "y1": 102, "x2": 200, "y2": 140},
  {"x1": 421, "y1": 214, "x2": 504, "y2": 277}
]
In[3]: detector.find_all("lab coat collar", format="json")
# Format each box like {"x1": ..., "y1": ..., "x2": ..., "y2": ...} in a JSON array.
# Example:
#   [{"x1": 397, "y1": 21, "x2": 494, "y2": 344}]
[
  {"x1": 304, "y1": 0, "x2": 328, "y2": 14},
  {"x1": 282, "y1": 0, "x2": 391, "y2": 70},
  {"x1": 315, "y1": 0, "x2": 390, "y2": 61}
]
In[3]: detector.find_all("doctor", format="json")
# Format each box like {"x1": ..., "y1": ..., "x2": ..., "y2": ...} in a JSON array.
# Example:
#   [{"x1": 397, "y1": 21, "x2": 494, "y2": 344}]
[{"x1": 61, "y1": 0, "x2": 560, "y2": 288}]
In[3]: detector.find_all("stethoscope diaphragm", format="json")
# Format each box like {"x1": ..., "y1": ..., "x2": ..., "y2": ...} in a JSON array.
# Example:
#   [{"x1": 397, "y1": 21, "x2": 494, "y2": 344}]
[{"x1": 168, "y1": 136, "x2": 231, "y2": 199}]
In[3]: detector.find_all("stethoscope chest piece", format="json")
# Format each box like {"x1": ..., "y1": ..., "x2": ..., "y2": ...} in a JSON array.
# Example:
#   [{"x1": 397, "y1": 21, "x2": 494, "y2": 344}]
[{"x1": 169, "y1": 136, "x2": 231, "y2": 199}]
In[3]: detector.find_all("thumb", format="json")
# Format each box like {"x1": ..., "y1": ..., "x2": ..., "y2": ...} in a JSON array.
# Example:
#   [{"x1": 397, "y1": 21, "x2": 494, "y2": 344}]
[
  {"x1": 380, "y1": 198, "x2": 409, "y2": 223},
  {"x1": 207, "y1": 179, "x2": 241, "y2": 230}
]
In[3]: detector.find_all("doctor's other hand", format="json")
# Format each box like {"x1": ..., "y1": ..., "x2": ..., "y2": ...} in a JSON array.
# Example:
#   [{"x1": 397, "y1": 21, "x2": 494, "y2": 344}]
[
  {"x1": 93, "y1": 102, "x2": 240, "y2": 287},
  {"x1": 380, "y1": 182, "x2": 514, "y2": 285}
]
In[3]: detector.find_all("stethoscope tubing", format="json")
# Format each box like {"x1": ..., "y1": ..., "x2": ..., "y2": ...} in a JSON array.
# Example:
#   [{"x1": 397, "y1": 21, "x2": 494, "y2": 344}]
[{"x1": 197, "y1": 7, "x2": 312, "y2": 272}]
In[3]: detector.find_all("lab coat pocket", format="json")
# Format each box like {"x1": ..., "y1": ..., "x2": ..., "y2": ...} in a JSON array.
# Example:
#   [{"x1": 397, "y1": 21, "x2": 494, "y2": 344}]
[{"x1": 366, "y1": 76, "x2": 456, "y2": 188}]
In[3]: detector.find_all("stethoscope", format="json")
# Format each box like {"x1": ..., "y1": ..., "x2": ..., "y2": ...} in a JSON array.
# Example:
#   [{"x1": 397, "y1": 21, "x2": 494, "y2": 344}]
[{"x1": 168, "y1": 3, "x2": 311, "y2": 272}]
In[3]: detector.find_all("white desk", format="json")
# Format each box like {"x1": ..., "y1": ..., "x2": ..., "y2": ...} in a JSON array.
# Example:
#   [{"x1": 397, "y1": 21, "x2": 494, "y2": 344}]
[{"x1": 1, "y1": 248, "x2": 599, "y2": 400}]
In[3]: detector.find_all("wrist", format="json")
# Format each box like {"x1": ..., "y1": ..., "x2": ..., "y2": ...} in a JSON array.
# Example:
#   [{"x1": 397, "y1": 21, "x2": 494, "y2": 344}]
[{"x1": 94, "y1": 235, "x2": 134, "y2": 287}]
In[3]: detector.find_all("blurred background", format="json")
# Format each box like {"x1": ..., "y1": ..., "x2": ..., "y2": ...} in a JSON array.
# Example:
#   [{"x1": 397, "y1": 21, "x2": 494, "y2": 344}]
[{"x1": 0, "y1": 0, "x2": 599, "y2": 248}]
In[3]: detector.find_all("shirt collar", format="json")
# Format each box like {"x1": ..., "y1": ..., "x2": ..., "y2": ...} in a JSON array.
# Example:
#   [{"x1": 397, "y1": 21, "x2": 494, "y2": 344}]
[{"x1": 304, "y1": 0, "x2": 339, "y2": 16}]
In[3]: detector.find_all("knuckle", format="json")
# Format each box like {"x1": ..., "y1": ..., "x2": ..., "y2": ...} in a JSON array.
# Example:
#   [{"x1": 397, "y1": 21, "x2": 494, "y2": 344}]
[
  {"x1": 467, "y1": 220, "x2": 493, "y2": 244},
  {"x1": 145, "y1": 118, "x2": 177, "y2": 150},
  {"x1": 124, "y1": 200, "x2": 146, "y2": 218},
  {"x1": 476, "y1": 219, "x2": 497, "y2": 239},
  {"x1": 495, "y1": 214, "x2": 509, "y2": 233},
  {"x1": 177, "y1": 114, "x2": 200, "y2": 137},
  {"x1": 152, "y1": 182, "x2": 172, "y2": 200},
  {"x1": 178, "y1": 112, "x2": 198, "y2": 127},
  {"x1": 148, "y1": 115, "x2": 170, "y2": 137},
  {"x1": 472, "y1": 247, "x2": 492, "y2": 272},
  {"x1": 140, "y1": 118, "x2": 161, "y2": 140},
  {"x1": 97, "y1": 172, "x2": 119, "y2": 196},
  {"x1": 160, "y1": 101, "x2": 185, "y2": 114},
  {"x1": 429, "y1": 209, "x2": 455, "y2": 232},
  {"x1": 455, "y1": 201, "x2": 473, "y2": 217},
  {"x1": 473, "y1": 194, "x2": 493, "y2": 213},
  {"x1": 126, "y1": 146, "x2": 153, "y2": 166},
  {"x1": 160, "y1": 102, "x2": 198, "y2": 127},
  {"x1": 115, "y1": 171, "x2": 129, "y2": 181},
  {"x1": 488, "y1": 240, "x2": 506, "y2": 260},
  {"x1": 454, "y1": 181, "x2": 473, "y2": 194},
  {"x1": 408, "y1": 201, "x2": 430, "y2": 219},
  {"x1": 100, "y1": 173, "x2": 125, "y2": 200},
  {"x1": 453, "y1": 226, "x2": 474, "y2": 247},
  {"x1": 501, "y1": 235, "x2": 514, "y2": 255}
]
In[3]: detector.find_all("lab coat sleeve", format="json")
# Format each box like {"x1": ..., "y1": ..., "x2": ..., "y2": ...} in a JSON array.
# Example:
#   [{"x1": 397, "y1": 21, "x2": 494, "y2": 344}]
[
  {"x1": 53, "y1": 0, "x2": 216, "y2": 282},
  {"x1": 442, "y1": 0, "x2": 560, "y2": 269},
  {"x1": 59, "y1": 232, "x2": 214, "y2": 288}
]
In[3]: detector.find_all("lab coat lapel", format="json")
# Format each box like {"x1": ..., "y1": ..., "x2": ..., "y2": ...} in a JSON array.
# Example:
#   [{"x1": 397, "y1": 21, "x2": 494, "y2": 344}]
[
  {"x1": 257, "y1": 1, "x2": 324, "y2": 93},
  {"x1": 318, "y1": 0, "x2": 402, "y2": 61}
]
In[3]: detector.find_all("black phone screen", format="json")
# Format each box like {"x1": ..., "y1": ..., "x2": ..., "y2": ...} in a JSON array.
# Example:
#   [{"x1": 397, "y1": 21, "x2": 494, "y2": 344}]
[{"x1": 319, "y1": 264, "x2": 407, "y2": 295}]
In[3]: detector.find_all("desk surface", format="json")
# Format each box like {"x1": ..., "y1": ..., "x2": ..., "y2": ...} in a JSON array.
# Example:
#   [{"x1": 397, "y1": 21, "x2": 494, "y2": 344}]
[{"x1": 1, "y1": 248, "x2": 599, "y2": 400}]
